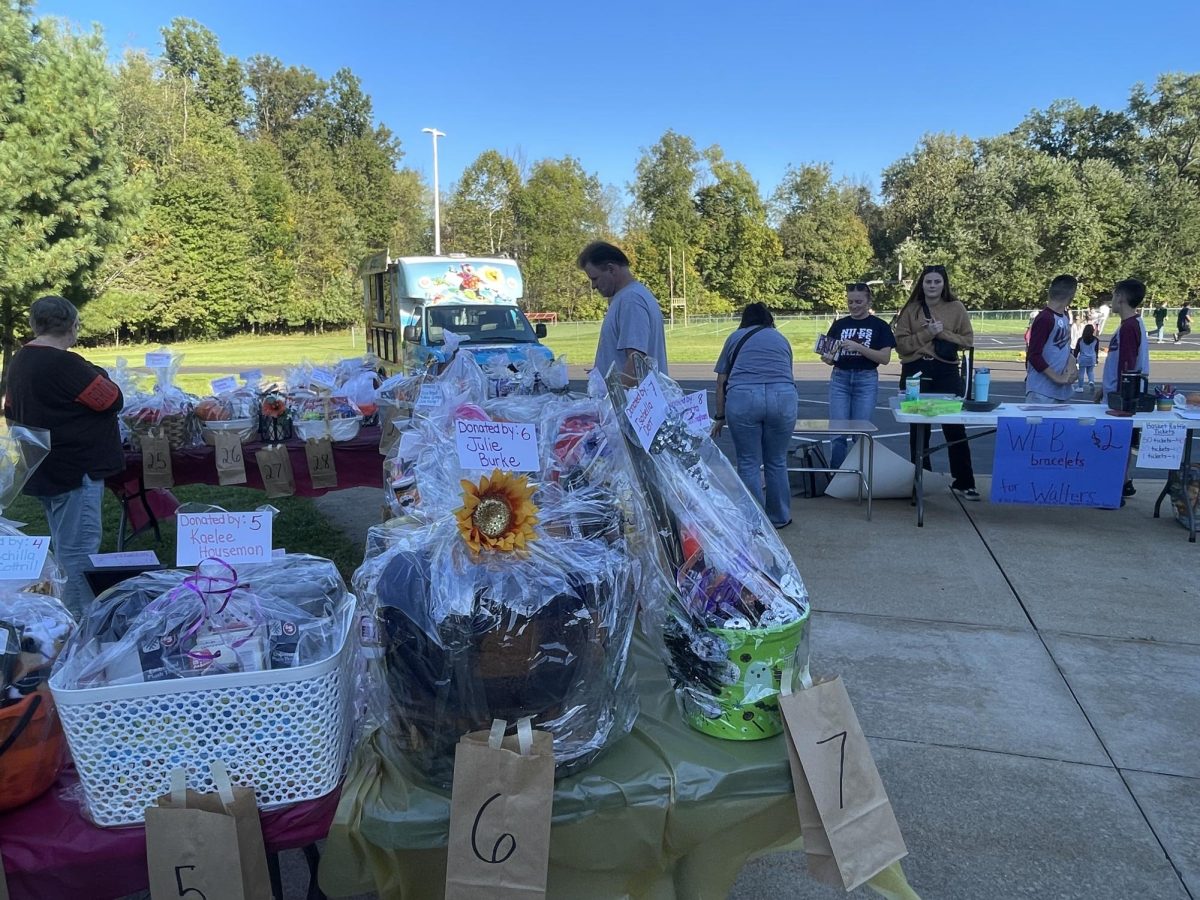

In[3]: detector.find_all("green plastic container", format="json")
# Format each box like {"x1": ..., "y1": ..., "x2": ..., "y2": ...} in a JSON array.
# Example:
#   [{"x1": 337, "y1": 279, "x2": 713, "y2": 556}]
[{"x1": 685, "y1": 610, "x2": 810, "y2": 740}]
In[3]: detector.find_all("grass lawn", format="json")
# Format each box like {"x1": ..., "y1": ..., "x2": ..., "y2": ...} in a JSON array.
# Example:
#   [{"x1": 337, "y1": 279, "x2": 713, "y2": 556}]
[{"x1": 6, "y1": 485, "x2": 364, "y2": 583}]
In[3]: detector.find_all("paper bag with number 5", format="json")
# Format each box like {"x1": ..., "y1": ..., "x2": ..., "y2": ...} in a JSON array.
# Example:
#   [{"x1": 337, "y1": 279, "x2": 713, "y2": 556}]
[
  {"x1": 446, "y1": 718, "x2": 553, "y2": 900},
  {"x1": 145, "y1": 761, "x2": 271, "y2": 900}
]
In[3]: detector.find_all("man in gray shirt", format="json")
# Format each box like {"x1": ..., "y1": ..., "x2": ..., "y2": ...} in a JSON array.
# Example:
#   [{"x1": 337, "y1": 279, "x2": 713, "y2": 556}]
[{"x1": 577, "y1": 241, "x2": 668, "y2": 380}]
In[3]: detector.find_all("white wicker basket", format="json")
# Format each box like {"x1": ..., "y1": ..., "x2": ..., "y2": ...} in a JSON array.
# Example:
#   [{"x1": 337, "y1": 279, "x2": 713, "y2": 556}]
[{"x1": 49, "y1": 610, "x2": 355, "y2": 827}]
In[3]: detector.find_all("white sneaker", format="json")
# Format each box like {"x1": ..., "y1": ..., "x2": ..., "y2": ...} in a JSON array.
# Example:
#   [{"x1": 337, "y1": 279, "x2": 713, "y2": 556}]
[{"x1": 1072, "y1": 386, "x2": 1084, "y2": 392}]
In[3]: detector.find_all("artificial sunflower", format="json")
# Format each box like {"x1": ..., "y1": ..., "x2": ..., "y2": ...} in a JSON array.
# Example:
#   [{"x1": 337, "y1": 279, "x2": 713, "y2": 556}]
[{"x1": 456, "y1": 469, "x2": 539, "y2": 552}]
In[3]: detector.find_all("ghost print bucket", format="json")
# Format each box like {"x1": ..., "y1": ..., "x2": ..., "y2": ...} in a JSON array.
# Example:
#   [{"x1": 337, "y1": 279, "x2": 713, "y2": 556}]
[{"x1": 686, "y1": 611, "x2": 810, "y2": 740}]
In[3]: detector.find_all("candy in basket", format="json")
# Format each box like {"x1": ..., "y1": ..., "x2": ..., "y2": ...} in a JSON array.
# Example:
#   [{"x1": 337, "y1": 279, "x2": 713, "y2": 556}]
[
  {"x1": 354, "y1": 389, "x2": 656, "y2": 787},
  {"x1": 602, "y1": 366, "x2": 811, "y2": 741},
  {"x1": 49, "y1": 555, "x2": 358, "y2": 826},
  {"x1": 120, "y1": 349, "x2": 199, "y2": 449},
  {"x1": 1, "y1": 590, "x2": 75, "y2": 811}
]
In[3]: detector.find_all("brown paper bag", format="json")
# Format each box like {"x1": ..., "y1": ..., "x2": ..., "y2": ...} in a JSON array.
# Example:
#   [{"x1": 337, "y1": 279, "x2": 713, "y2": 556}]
[
  {"x1": 254, "y1": 444, "x2": 295, "y2": 498},
  {"x1": 378, "y1": 401, "x2": 402, "y2": 455},
  {"x1": 211, "y1": 429, "x2": 247, "y2": 486},
  {"x1": 140, "y1": 432, "x2": 174, "y2": 489},
  {"x1": 446, "y1": 717, "x2": 554, "y2": 900},
  {"x1": 145, "y1": 762, "x2": 272, "y2": 900},
  {"x1": 304, "y1": 436, "x2": 339, "y2": 489},
  {"x1": 779, "y1": 673, "x2": 907, "y2": 891}
]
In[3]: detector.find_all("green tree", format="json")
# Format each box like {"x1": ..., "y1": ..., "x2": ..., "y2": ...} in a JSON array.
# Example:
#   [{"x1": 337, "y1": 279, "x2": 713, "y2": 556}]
[
  {"x1": 695, "y1": 149, "x2": 783, "y2": 310},
  {"x1": 515, "y1": 156, "x2": 610, "y2": 320},
  {"x1": 1130, "y1": 73, "x2": 1200, "y2": 182},
  {"x1": 0, "y1": 4, "x2": 140, "y2": 380},
  {"x1": 161, "y1": 18, "x2": 247, "y2": 128},
  {"x1": 773, "y1": 164, "x2": 872, "y2": 311},
  {"x1": 443, "y1": 150, "x2": 521, "y2": 256}
]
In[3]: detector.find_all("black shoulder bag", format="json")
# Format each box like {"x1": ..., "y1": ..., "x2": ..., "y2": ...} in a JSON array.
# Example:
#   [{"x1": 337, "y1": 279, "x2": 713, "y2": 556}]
[
  {"x1": 921, "y1": 300, "x2": 960, "y2": 362},
  {"x1": 721, "y1": 326, "x2": 767, "y2": 398}
]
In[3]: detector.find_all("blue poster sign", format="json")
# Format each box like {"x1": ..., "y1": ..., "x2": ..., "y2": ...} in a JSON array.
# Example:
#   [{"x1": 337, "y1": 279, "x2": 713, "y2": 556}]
[{"x1": 990, "y1": 416, "x2": 1133, "y2": 508}]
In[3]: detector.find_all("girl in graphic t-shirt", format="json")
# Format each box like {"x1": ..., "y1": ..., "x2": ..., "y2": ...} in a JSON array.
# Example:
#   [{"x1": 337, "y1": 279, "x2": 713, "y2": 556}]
[{"x1": 1072, "y1": 324, "x2": 1099, "y2": 392}]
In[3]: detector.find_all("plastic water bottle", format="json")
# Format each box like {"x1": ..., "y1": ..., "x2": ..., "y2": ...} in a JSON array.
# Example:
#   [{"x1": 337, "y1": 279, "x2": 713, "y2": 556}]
[{"x1": 974, "y1": 368, "x2": 991, "y2": 403}]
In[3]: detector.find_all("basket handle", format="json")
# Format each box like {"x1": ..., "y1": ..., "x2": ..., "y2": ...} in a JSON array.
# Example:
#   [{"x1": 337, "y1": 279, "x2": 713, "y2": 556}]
[{"x1": 0, "y1": 692, "x2": 42, "y2": 758}]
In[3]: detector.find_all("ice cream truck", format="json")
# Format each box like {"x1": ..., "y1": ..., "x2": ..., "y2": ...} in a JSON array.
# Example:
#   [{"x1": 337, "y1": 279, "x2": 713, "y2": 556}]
[{"x1": 360, "y1": 253, "x2": 552, "y2": 374}]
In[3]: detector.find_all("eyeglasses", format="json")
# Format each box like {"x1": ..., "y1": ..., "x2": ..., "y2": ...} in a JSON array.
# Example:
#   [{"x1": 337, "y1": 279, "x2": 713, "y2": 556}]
[{"x1": 846, "y1": 283, "x2": 870, "y2": 292}]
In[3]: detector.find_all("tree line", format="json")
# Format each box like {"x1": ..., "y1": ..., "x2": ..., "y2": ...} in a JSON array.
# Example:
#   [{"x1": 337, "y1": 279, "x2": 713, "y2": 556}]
[{"x1": 2, "y1": 0, "x2": 1198, "y2": 373}]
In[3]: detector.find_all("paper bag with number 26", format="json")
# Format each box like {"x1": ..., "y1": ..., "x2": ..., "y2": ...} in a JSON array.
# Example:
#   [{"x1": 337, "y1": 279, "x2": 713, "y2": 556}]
[{"x1": 446, "y1": 717, "x2": 554, "y2": 900}]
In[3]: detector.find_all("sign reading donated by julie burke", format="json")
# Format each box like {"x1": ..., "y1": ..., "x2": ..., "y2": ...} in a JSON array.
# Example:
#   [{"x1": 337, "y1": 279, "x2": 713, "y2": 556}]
[
  {"x1": 176, "y1": 511, "x2": 273, "y2": 566},
  {"x1": 990, "y1": 417, "x2": 1133, "y2": 508},
  {"x1": 455, "y1": 420, "x2": 539, "y2": 472}
]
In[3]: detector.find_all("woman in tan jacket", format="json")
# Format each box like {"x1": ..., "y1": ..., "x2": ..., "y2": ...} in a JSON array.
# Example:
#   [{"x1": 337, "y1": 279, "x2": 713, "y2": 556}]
[{"x1": 894, "y1": 265, "x2": 979, "y2": 500}]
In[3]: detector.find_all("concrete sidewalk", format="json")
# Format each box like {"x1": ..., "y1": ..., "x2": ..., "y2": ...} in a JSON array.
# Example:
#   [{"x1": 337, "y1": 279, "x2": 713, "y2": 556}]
[{"x1": 304, "y1": 475, "x2": 1198, "y2": 899}]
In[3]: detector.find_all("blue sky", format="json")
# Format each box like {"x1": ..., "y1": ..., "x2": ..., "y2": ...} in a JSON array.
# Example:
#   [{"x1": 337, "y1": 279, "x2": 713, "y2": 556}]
[{"x1": 41, "y1": 0, "x2": 1200, "y2": 202}]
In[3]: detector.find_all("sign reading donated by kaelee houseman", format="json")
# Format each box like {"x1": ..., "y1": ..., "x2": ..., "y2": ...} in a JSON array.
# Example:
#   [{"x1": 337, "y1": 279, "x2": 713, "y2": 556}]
[
  {"x1": 176, "y1": 511, "x2": 273, "y2": 566},
  {"x1": 990, "y1": 416, "x2": 1133, "y2": 508}
]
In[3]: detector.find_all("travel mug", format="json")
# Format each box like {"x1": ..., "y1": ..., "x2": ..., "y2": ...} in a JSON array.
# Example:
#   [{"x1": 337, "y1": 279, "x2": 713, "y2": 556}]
[{"x1": 973, "y1": 368, "x2": 990, "y2": 403}]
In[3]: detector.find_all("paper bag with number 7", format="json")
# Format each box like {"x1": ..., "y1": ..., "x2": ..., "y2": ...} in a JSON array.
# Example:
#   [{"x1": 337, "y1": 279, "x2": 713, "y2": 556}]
[
  {"x1": 445, "y1": 718, "x2": 554, "y2": 900},
  {"x1": 254, "y1": 444, "x2": 295, "y2": 498},
  {"x1": 145, "y1": 761, "x2": 272, "y2": 900},
  {"x1": 779, "y1": 675, "x2": 907, "y2": 891}
]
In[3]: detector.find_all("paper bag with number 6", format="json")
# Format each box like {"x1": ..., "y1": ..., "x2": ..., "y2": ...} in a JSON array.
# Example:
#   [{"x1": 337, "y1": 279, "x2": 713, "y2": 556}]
[
  {"x1": 254, "y1": 444, "x2": 295, "y2": 498},
  {"x1": 145, "y1": 761, "x2": 271, "y2": 900},
  {"x1": 446, "y1": 718, "x2": 554, "y2": 900},
  {"x1": 779, "y1": 675, "x2": 907, "y2": 891},
  {"x1": 140, "y1": 433, "x2": 174, "y2": 490}
]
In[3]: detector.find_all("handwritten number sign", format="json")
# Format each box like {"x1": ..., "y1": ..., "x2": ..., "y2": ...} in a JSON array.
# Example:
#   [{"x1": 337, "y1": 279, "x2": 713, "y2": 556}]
[
  {"x1": 174, "y1": 865, "x2": 207, "y2": 898},
  {"x1": 455, "y1": 421, "x2": 539, "y2": 472},
  {"x1": 445, "y1": 719, "x2": 553, "y2": 899},
  {"x1": 211, "y1": 430, "x2": 247, "y2": 486},
  {"x1": 780, "y1": 675, "x2": 907, "y2": 891},
  {"x1": 176, "y1": 512, "x2": 272, "y2": 566},
  {"x1": 990, "y1": 416, "x2": 1132, "y2": 508},
  {"x1": 141, "y1": 433, "x2": 175, "y2": 489},
  {"x1": 1137, "y1": 422, "x2": 1188, "y2": 469},
  {"x1": 304, "y1": 436, "x2": 339, "y2": 489},
  {"x1": 0, "y1": 535, "x2": 51, "y2": 581},
  {"x1": 624, "y1": 374, "x2": 669, "y2": 451}
]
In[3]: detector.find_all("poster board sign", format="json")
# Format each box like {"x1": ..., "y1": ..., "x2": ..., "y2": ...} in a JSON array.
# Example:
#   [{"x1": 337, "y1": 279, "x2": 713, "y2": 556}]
[
  {"x1": 990, "y1": 416, "x2": 1132, "y2": 508},
  {"x1": 0, "y1": 535, "x2": 50, "y2": 581},
  {"x1": 176, "y1": 511, "x2": 272, "y2": 566},
  {"x1": 669, "y1": 391, "x2": 712, "y2": 435},
  {"x1": 456, "y1": 420, "x2": 539, "y2": 472},
  {"x1": 625, "y1": 374, "x2": 669, "y2": 451},
  {"x1": 1137, "y1": 422, "x2": 1188, "y2": 469}
]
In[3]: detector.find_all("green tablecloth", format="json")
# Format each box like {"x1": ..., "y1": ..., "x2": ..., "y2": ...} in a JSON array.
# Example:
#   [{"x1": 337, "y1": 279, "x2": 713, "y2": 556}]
[{"x1": 319, "y1": 639, "x2": 919, "y2": 899}]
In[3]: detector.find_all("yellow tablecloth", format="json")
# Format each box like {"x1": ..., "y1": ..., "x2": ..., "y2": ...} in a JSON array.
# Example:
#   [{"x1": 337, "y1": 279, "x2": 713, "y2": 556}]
[{"x1": 319, "y1": 640, "x2": 919, "y2": 899}]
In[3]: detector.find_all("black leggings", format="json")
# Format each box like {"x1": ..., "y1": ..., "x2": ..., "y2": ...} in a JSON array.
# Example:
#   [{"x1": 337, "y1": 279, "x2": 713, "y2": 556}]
[{"x1": 901, "y1": 359, "x2": 976, "y2": 490}]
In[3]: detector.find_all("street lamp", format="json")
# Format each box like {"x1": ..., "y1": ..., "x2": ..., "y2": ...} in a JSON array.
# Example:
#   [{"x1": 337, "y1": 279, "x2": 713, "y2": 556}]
[{"x1": 422, "y1": 127, "x2": 445, "y2": 255}]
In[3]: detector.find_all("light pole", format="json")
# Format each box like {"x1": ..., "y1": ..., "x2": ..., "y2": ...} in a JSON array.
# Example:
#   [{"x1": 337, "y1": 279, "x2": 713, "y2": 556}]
[{"x1": 422, "y1": 127, "x2": 445, "y2": 255}]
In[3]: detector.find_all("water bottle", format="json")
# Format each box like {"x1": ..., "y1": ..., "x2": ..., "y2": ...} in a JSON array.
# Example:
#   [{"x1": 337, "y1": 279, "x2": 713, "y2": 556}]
[{"x1": 973, "y1": 368, "x2": 991, "y2": 403}]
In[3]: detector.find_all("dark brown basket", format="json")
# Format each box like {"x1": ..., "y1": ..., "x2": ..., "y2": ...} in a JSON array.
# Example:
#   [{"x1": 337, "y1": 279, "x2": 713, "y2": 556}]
[{"x1": 125, "y1": 412, "x2": 196, "y2": 450}]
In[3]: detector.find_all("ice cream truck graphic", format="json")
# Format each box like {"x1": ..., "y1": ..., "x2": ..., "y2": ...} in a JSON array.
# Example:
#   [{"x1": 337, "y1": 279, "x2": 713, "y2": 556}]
[{"x1": 360, "y1": 253, "x2": 552, "y2": 373}]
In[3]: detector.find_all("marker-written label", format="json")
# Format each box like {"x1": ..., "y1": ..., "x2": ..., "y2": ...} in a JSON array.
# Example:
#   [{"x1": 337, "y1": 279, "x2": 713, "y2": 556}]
[
  {"x1": 0, "y1": 535, "x2": 50, "y2": 581},
  {"x1": 625, "y1": 375, "x2": 669, "y2": 451},
  {"x1": 210, "y1": 375, "x2": 238, "y2": 395},
  {"x1": 415, "y1": 383, "x2": 443, "y2": 409},
  {"x1": 240, "y1": 369, "x2": 263, "y2": 383},
  {"x1": 455, "y1": 420, "x2": 539, "y2": 472},
  {"x1": 1137, "y1": 421, "x2": 1187, "y2": 469},
  {"x1": 89, "y1": 550, "x2": 160, "y2": 568},
  {"x1": 669, "y1": 391, "x2": 712, "y2": 435},
  {"x1": 311, "y1": 368, "x2": 336, "y2": 389},
  {"x1": 144, "y1": 351, "x2": 173, "y2": 368},
  {"x1": 176, "y1": 511, "x2": 273, "y2": 566}
]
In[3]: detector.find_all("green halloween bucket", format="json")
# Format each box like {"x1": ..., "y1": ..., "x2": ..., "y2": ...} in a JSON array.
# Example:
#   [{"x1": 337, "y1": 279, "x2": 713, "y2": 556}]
[{"x1": 685, "y1": 609, "x2": 810, "y2": 740}]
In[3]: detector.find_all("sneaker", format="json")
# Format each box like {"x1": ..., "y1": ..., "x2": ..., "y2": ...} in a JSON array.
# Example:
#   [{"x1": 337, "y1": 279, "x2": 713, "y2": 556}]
[
  {"x1": 1072, "y1": 385, "x2": 1084, "y2": 392},
  {"x1": 1123, "y1": 480, "x2": 1136, "y2": 497},
  {"x1": 952, "y1": 487, "x2": 981, "y2": 502}
]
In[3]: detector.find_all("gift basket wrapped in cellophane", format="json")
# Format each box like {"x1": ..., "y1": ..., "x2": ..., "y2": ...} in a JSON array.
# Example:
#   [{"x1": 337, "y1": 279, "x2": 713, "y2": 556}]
[
  {"x1": 119, "y1": 349, "x2": 199, "y2": 449},
  {"x1": 354, "y1": 354, "x2": 662, "y2": 787},
  {"x1": 49, "y1": 554, "x2": 359, "y2": 826},
  {"x1": 598, "y1": 365, "x2": 811, "y2": 741},
  {"x1": 198, "y1": 372, "x2": 260, "y2": 445}
]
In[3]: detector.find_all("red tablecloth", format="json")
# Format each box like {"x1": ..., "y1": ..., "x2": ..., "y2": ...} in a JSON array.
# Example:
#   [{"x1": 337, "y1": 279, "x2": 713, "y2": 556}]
[
  {"x1": 107, "y1": 425, "x2": 386, "y2": 498},
  {"x1": 0, "y1": 770, "x2": 340, "y2": 899}
]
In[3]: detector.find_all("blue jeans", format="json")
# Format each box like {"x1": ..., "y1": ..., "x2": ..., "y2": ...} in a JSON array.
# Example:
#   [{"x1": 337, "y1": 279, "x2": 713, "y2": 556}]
[
  {"x1": 1077, "y1": 364, "x2": 1095, "y2": 386},
  {"x1": 38, "y1": 474, "x2": 104, "y2": 617},
  {"x1": 726, "y1": 382, "x2": 797, "y2": 526},
  {"x1": 828, "y1": 368, "x2": 879, "y2": 469}
]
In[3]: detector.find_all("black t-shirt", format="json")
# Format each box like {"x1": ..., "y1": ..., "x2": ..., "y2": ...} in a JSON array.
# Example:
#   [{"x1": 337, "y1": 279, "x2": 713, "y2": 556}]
[
  {"x1": 3, "y1": 344, "x2": 124, "y2": 495},
  {"x1": 826, "y1": 315, "x2": 897, "y2": 371},
  {"x1": 1179, "y1": 306, "x2": 1192, "y2": 332}
]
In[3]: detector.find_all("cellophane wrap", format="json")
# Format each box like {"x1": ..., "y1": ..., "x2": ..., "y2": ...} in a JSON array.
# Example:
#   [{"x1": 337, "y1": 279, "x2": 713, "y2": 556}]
[
  {"x1": 0, "y1": 522, "x2": 66, "y2": 599},
  {"x1": 119, "y1": 350, "x2": 199, "y2": 448},
  {"x1": 601, "y1": 365, "x2": 811, "y2": 739},
  {"x1": 0, "y1": 424, "x2": 51, "y2": 515},
  {"x1": 354, "y1": 356, "x2": 659, "y2": 786},
  {"x1": 1, "y1": 590, "x2": 75, "y2": 811},
  {"x1": 52, "y1": 554, "x2": 355, "y2": 690}
]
